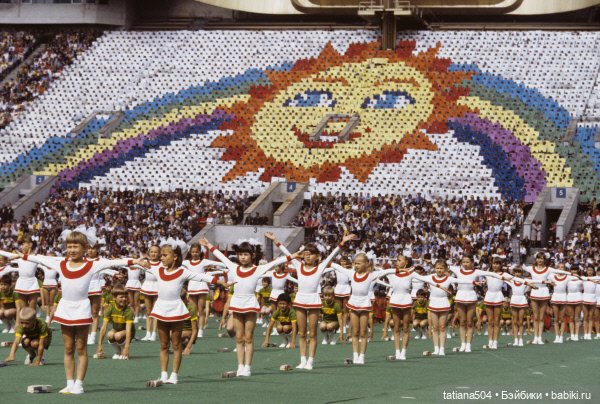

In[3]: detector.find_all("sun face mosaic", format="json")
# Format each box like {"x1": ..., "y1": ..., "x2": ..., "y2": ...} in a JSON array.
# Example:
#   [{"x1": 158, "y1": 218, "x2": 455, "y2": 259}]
[{"x1": 3, "y1": 40, "x2": 600, "y2": 202}]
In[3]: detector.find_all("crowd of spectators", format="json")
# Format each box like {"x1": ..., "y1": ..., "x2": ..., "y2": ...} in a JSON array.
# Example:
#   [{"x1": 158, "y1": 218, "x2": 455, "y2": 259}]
[
  {"x1": 0, "y1": 31, "x2": 98, "y2": 129},
  {"x1": 0, "y1": 31, "x2": 35, "y2": 77},
  {"x1": 0, "y1": 188, "x2": 253, "y2": 257},
  {"x1": 548, "y1": 202, "x2": 600, "y2": 269},
  {"x1": 292, "y1": 193, "x2": 526, "y2": 267}
]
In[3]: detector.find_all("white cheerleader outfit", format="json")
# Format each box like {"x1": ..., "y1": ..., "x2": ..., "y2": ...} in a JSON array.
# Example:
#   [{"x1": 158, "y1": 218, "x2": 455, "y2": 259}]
[
  {"x1": 418, "y1": 274, "x2": 471, "y2": 312},
  {"x1": 384, "y1": 269, "x2": 440, "y2": 309},
  {"x1": 41, "y1": 265, "x2": 59, "y2": 289},
  {"x1": 333, "y1": 267, "x2": 351, "y2": 298},
  {"x1": 448, "y1": 266, "x2": 487, "y2": 304},
  {"x1": 86, "y1": 257, "x2": 107, "y2": 296},
  {"x1": 148, "y1": 266, "x2": 215, "y2": 322},
  {"x1": 482, "y1": 272, "x2": 512, "y2": 306},
  {"x1": 550, "y1": 274, "x2": 569, "y2": 304},
  {"x1": 582, "y1": 278, "x2": 597, "y2": 305},
  {"x1": 24, "y1": 254, "x2": 133, "y2": 326},
  {"x1": 411, "y1": 277, "x2": 425, "y2": 299},
  {"x1": 264, "y1": 271, "x2": 297, "y2": 302},
  {"x1": 566, "y1": 276, "x2": 583, "y2": 305},
  {"x1": 183, "y1": 259, "x2": 226, "y2": 295},
  {"x1": 277, "y1": 243, "x2": 342, "y2": 310},
  {"x1": 339, "y1": 268, "x2": 395, "y2": 312},
  {"x1": 125, "y1": 266, "x2": 142, "y2": 291},
  {"x1": 12, "y1": 259, "x2": 40, "y2": 295},
  {"x1": 523, "y1": 265, "x2": 570, "y2": 301},
  {"x1": 209, "y1": 247, "x2": 291, "y2": 313},
  {"x1": 140, "y1": 261, "x2": 161, "y2": 296},
  {"x1": 506, "y1": 280, "x2": 529, "y2": 308}
]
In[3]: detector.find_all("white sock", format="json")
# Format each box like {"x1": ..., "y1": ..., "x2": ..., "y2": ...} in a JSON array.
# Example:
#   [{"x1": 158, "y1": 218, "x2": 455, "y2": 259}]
[
  {"x1": 395, "y1": 349, "x2": 401, "y2": 357},
  {"x1": 160, "y1": 371, "x2": 168, "y2": 381},
  {"x1": 67, "y1": 379, "x2": 75, "y2": 388},
  {"x1": 353, "y1": 352, "x2": 359, "y2": 361},
  {"x1": 299, "y1": 356, "x2": 307, "y2": 364},
  {"x1": 169, "y1": 372, "x2": 178, "y2": 382},
  {"x1": 74, "y1": 379, "x2": 83, "y2": 387},
  {"x1": 307, "y1": 357, "x2": 314, "y2": 366}
]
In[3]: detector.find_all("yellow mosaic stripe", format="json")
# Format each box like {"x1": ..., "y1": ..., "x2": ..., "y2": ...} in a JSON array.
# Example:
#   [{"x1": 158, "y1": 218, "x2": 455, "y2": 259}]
[
  {"x1": 458, "y1": 96, "x2": 573, "y2": 187},
  {"x1": 34, "y1": 95, "x2": 248, "y2": 176}
]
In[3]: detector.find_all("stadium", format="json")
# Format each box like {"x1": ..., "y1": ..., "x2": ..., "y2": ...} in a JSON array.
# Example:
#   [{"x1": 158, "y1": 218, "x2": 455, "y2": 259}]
[{"x1": 1, "y1": 0, "x2": 600, "y2": 402}]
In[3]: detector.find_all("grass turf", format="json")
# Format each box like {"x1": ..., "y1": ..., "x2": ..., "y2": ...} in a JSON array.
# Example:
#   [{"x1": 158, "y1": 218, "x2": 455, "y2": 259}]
[{"x1": 1, "y1": 320, "x2": 599, "y2": 403}]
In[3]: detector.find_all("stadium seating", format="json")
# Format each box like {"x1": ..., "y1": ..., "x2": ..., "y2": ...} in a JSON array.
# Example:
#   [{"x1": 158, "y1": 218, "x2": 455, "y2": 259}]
[{"x1": 1, "y1": 30, "x2": 600, "y2": 201}]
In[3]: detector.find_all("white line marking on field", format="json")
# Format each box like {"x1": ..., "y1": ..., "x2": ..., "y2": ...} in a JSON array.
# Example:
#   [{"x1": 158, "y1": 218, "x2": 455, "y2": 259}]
[
  {"x1": 400, "y1": 397, "x2": 416, "y2": 399},
  {"x1": 560, "y1": 365, "x2": 568, "y2": 368},
  {"x1": 532, "y1": 372, "x2": 544, "y2": 375},
  {"x1": 456, "y1": 386, "x2": 470, "y2": 389}
]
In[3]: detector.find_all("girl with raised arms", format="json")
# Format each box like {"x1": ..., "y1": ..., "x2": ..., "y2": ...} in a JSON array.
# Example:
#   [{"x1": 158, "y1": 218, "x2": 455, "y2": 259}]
[{"x1": 199, "y1": 237, "x2": 297, "y2": 377}]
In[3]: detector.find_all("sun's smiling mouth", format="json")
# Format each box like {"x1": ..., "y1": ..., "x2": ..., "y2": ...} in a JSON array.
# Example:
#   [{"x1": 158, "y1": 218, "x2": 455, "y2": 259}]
[{"x1": 293, "y1": 125, "x2": 363, "y2": 149}]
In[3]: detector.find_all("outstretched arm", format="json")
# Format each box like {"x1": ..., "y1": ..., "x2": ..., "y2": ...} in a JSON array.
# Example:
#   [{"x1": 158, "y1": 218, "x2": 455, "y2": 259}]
[
  {"x1": 17, "y1": 253, "x2": 63, "y2": 270},
  {"x1": 0, "y1": 249, "x2": 19, "y2": 260},
  {"x1": 199, "y1": 238, "x2": 235, "y2": 272},
  {"x1": 320, "y1": 234, "x2": 358, "y2": 271},
  {"x1": 413, "y1": 274, "x2": 452, "y2": 294}
]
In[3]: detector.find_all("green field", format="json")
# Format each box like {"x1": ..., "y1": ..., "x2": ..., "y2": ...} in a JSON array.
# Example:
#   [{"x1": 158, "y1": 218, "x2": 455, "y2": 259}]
[{"x1": 1, "y1": 320, "x2": 599, "y2": 403}]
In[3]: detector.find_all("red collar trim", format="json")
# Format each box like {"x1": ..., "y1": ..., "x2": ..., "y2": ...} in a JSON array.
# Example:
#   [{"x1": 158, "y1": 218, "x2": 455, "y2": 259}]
[
  {"x1": 149, "y1": 261, "x2": 160, "y2": 267},
  {"x1": 60, "y1": 260, "x2": 94, "y2": 279},
  {"x1": 236, "y1": 266, "x2": 257, "y2": 278},
  {"x1": 432, "y1": 275, "x2": 448, "y2": 283},
  {"x1": 354, "y1": 272, "x2": 369, "y2": 282},
  {"x1": 395, "y1": 270, "x2": 411, "y2": 278},
  {"x1": 273, "y1": 272, "x2": 287, "y2": 279},
  {"x1": 533, "y1": 266, "x2": 548, "y2": 275},
  {"x1": 460, "y1": 267, "x2": 475, "y2": 275},
  {"x1": 513, "y1": 281, "x2": 523, "y2": 287},
  {"x1": 189, "y1": 260, "x2": 202, "y2": 266},
  {"x1": 300, "y1": 264, "x2": 318, "y2": 276},
  {"x1": 554, "y1": 274, "x2": 567, "y2": 281},
  {"x1": 85, "y1": 257, "x2": 100, "y2": 262},
  {"x1": 159, "y1": 267, "x2": 183, "y2": 281}
]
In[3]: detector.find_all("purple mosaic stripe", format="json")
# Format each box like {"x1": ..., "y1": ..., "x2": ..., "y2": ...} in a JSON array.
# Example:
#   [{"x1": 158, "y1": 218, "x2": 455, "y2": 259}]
[
  {"x1": 55, "y1": 108, "x2": 231, "y2": 183},
  {"x1": 450, "y1": 113, "x2": 546, "y2": 202}
]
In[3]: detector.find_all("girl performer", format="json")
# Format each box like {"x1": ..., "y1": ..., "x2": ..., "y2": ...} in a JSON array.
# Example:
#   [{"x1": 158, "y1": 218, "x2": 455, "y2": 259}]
[
  {"x1": 275, "y1": 234, "x2": 356, "y2": 370},
  {"x1": 523, "y1": 253, "x2": 573, "y2": 345},
  {"x1": 0, "y1": 236, "x2": 40, "y2": 328},
  {"x1": 479, "y1": 257, "x2": 526, "y2": 350},
  {"x1": 582, "y1": 265, "x2": 598, "y2": 340},
  {"x1": 140, "y1": 244, "x2": 161, "y2": 341},
  {"x1": 505, "y1": 266, "x2": 535, "y2": 347},
  {"x1": 143, "y1": 238, "x2": 224, "y2": 386},
  {"x1": 199, "y1": 237, "x2": 296, "y2": 377},
  {"x1": 264, "y1": 233, "x2": 299, "y2": 311},
  {"x1": 548, "y1": 262, "x2": 571, "y2": 344},
  {"x1": 448, "y1": 255, "x2": 490, "y2": 353},
  {"x1": 10, "y1": 228, "x2": 146, "y2": 394},
  {"x1": 84, "y1": 232, "x2": 113, "y2": 345},
  {"x1": 330, "y1": 252, "x2": 395, "y2": 364},
  {"x1": 422, "y1": 260, "x2": 473, "y2": 356},
  {"x1": 182, "y1": 243, "x2": 226, "y2": 339}
]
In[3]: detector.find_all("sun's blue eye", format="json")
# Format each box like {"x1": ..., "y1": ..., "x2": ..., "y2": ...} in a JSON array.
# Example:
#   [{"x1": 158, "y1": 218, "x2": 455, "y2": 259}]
[
  {"x1": 361, "y1": 90, "x2": 415, "y2": 109},
  {"x1": 283, "y1": 90, "x2": 337, "y2": 108}
]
